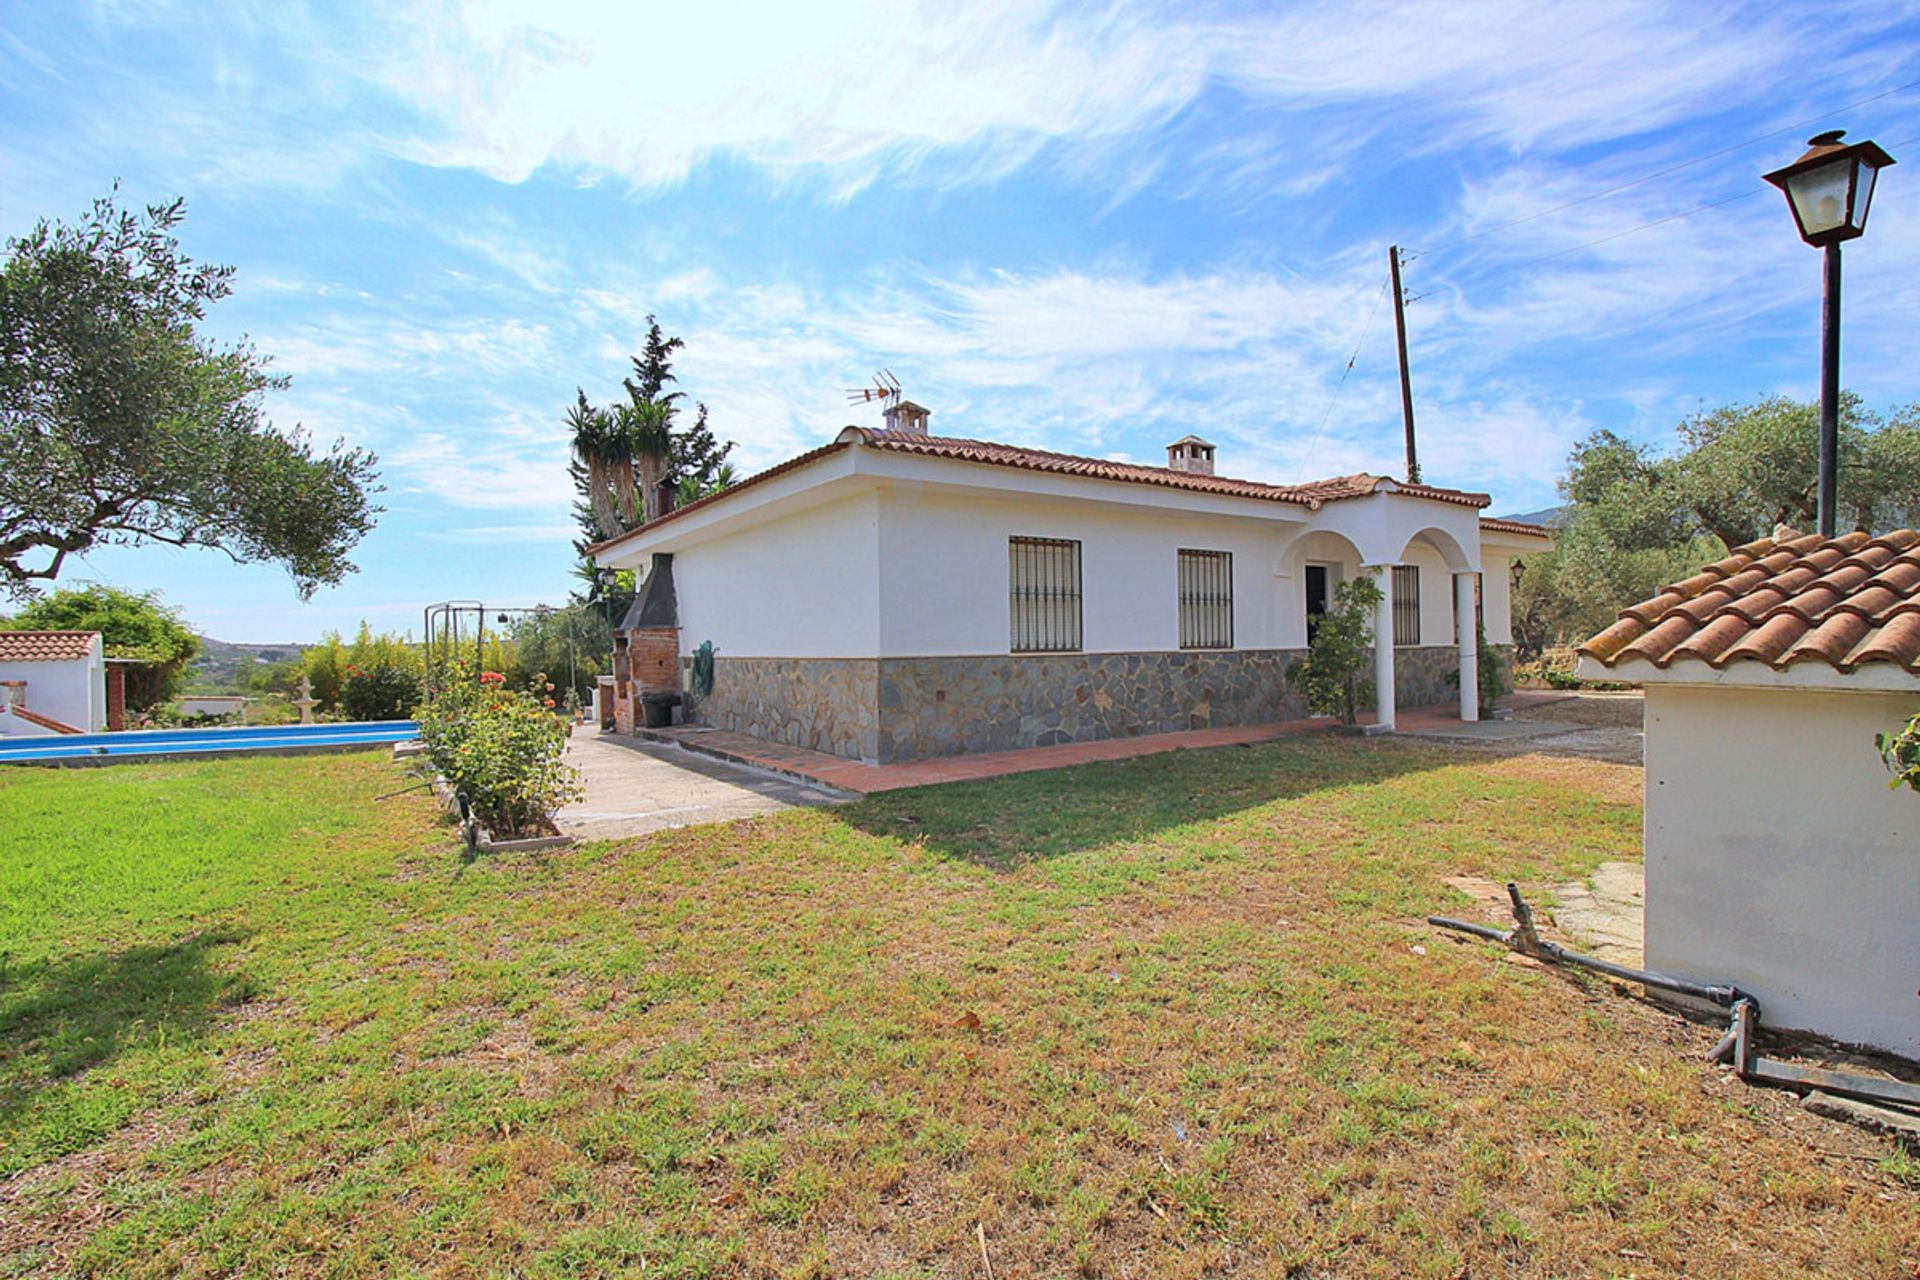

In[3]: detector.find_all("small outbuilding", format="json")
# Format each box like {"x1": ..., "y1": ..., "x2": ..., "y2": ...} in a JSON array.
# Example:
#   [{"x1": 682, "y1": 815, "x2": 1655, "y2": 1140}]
[
  {"x1": 1578, "y1": 528, "x2": 1920, "y2": 1059},
  {"x1": 0, "y1": 630, "x2": 111, "y2": 735}
]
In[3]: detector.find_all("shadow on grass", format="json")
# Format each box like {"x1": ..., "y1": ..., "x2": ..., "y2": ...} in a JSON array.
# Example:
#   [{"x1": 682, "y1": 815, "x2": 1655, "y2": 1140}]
[
  {"x1": 843, "y1": 735, "x2": 1446, "y2": 868},
  {"x1": 0, "y1": 927, "x2": 253, "y2": 1111}
]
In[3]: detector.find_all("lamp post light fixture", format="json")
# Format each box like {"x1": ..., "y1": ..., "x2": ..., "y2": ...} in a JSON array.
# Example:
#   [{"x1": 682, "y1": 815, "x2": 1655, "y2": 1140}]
[{"x1": 1763, "y1": 130, "x2": 1895, "y2": 537}]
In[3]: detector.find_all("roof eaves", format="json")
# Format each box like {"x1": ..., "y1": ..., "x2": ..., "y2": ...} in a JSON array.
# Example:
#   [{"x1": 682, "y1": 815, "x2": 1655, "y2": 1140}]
[{"x1": 585, "y1": 439, "x2": 853, "y2": 557}]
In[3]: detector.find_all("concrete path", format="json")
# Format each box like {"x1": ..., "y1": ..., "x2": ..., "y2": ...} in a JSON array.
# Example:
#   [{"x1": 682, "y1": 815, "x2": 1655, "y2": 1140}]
[
  {"x1": 1397, "y1": 718, "x2": 1581, "y2": 744},
  {"x1": 1398, "y1": 692, "x2": 1644, "y2": 765},
  {"x1": 1550, "y1": 861, "x2": 1646, "y2": 965},
  {"x1": 554, "y1": 732, "x2": 849, "y2": 842},
  {"x1": 634, "y1": 717, "x2": 1353, "y2": 794}
]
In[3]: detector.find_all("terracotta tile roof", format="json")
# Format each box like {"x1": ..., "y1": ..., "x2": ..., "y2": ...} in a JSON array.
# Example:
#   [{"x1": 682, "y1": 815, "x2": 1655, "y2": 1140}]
[
  {"x1": 847, "y1": 429, "x2": 1493, "y2": 510},
  {"x1": 0, "y1": 630, "x2": 100, "y2": 663},
  {"x1": 588, "y1": 440, "x2": 854, "y2": 555},
  {"x1": 588, "y1": 428, "x2": 1497, "y2": 556},
  {"x1": 1578, "y1": 529, "x2": 1920, "y2": 674},
  {"x1": 1479, "y1": 516, "x2": 1554, "y2": 538}
]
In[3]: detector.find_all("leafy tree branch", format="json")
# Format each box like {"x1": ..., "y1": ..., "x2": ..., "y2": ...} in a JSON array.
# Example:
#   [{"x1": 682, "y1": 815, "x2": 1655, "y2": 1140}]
[{"x1": 0, "y1": 189, "x2": 380, "y2": 599}]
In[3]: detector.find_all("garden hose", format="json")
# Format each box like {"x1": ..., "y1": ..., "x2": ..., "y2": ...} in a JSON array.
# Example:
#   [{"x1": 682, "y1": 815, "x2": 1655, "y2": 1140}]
[{"x1": 690, "y1": 641, "x2": 715, "y2": 697}]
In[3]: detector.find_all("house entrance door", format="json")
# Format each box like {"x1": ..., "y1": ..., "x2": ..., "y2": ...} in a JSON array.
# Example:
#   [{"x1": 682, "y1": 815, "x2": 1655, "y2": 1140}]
[{"x1": 1304, "y1": 564, "x2": 1330, "y2": 641}]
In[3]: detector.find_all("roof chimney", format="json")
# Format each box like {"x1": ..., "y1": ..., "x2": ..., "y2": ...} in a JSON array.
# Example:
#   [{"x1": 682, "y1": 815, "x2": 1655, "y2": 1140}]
[
  {"x1": 883, "y1": 399, "x2": 931, "y2": 435},
  {"x1": 1166, "y1": 434, "x2": 1215, "y2": 475}
]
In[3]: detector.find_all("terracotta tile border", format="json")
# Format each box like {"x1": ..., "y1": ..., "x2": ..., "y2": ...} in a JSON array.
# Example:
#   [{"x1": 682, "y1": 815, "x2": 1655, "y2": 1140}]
[{"x1": 626, "y1": 694, "x2": 1573, "y2": 795}]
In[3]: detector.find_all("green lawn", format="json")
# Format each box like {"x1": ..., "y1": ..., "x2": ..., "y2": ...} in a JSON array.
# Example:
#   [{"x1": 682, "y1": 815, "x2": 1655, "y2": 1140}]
[{"x1": 1, "y1": 743, "x2": 1914, "y2": 1278}]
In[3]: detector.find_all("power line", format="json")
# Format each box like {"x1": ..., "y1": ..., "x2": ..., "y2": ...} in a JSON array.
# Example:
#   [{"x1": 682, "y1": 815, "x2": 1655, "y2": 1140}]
[
  {"x1": 1413, "y1": 78, "x2": 1920, "y2": 258},
  {"x1": 1450, "y1": 130, "x2": 1920, "y2": 289},
  {"x1": 1295, "y1": 277, "x2": 1390, "y2": 483},
  {"x1": 1468, "y1": 188, "x2": 1765, "y2": 285}
]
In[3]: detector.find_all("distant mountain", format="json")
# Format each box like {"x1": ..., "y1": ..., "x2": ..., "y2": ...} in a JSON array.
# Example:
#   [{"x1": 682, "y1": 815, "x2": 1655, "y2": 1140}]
[
  {"x1": 1494, "y1": 505, "x2": 1566, "y2": 527},
  {"x1": 190, "y1": 635, "x2": 307, "y2": 689}
]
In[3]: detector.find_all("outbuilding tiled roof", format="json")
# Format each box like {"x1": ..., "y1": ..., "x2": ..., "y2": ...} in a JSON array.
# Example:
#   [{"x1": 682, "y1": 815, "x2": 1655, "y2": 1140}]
[
  {"x1": 0, "y1": 630, "x2": 100, "y2": 663},
  {"x1": 1578, "y1": 529, "x2": 1920, "y2": 674}
]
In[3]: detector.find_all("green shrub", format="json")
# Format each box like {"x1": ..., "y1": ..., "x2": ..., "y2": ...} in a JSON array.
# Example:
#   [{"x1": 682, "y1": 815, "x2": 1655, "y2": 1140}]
[
  {"x1": 339, "y1": 660, "x2": 423, "y2": 722},
  {"x1": 1877, "y1": 712, "x2": 1920, "y2": 795},
  {"x1": 419, "y1": 662, "x2": 580, "y2": 839},
  {"x1": 1287, "y1": 576, "x2": 1383, "y2": 725}
]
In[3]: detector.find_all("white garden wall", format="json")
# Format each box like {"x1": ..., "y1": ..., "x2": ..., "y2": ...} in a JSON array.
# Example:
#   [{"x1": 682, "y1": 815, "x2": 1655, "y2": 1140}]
[{"x1": 1643, "y1": 682, "x2": 1920, "y2": 1058}]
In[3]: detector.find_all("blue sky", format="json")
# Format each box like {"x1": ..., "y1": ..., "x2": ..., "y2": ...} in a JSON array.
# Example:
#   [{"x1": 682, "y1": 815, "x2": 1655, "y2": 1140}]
[{"x1": 5, "y1": 1, "x2": 1920, "y2": 642}]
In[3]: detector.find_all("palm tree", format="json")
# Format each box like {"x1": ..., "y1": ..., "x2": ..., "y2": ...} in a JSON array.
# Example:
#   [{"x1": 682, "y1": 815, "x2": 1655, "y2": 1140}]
[
  {"x1": 622, "y1": 399, "x2": 675, "y2": 524},
  {"x1": 676, "y1": 460, "x2": 737, "y2": 508},
  {"x1": 567, "y1": 392, "x2": 635, "y2": 541}
]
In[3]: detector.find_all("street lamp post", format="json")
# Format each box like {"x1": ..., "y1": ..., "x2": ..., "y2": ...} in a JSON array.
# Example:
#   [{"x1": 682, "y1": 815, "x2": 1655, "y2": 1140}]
[{"x1": 1763, "y1": 130, "x2": 1895, "y2": 538}]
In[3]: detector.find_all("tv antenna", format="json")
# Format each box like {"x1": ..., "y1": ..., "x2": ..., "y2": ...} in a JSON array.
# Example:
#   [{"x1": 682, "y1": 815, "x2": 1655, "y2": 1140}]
[{"x1": 846, "y1": 368, "x2": 902, "y2": 408}]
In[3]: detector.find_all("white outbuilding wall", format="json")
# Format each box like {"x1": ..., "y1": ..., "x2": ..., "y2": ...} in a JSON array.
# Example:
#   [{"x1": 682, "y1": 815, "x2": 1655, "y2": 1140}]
[
  {"x1": 1642, "y1": 682, "x2": 1920, "y2": 1058},
  {"x1": 0, "y1": 645, "x2": 106, "y2": 734}
]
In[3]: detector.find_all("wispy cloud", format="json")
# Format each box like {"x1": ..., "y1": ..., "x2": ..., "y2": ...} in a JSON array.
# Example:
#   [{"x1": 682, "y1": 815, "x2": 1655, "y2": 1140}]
[{"x1": 8, "y1": 0, "x2": 1919, "y2": 641}]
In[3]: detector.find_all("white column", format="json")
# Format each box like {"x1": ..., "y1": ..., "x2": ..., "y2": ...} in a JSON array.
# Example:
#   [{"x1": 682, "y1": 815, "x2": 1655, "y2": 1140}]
[
  {"x1": 1455, "y1": 571, "x2": 1479, "y2": 723},
  {"x1": 1372, "y1": 565, "x2": 1396, "y2": 731}
]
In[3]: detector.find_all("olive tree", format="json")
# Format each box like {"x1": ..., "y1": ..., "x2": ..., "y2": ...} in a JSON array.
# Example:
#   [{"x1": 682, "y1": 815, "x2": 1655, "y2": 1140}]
[{"x1": 0, "y1": 190, "x2": 379, "y2": 599}]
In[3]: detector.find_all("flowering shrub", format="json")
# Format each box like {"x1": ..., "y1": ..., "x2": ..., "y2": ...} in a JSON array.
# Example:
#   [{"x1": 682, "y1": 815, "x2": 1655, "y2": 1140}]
[{"x1": 419, "y1": 661, "x2": 581, "y2": 839}]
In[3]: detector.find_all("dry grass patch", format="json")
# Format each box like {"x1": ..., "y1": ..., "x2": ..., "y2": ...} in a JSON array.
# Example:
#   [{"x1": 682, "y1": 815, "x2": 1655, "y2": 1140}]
[{"x1": 0, "y1": 740, "x2": 1914, "y2": 1278}]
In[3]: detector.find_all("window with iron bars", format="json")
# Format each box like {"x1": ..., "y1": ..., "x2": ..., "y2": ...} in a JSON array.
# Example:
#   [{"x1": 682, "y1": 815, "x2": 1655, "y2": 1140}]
[
  {"x1": 1391, "y1": 564, "x2": 1421, "y2": 646},
  {"x1": 1177, "y1": 549, "x2": 1233, "y2": 649},
  {"x1": 1009, "y1": 536, "x2": 1082, "y2": 652}
]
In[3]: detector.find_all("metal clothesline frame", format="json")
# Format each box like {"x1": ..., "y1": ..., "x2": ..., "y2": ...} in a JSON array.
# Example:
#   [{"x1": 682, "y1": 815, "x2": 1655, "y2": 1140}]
[{"x1": 421, "y1": 601, "x2": 579, "y2": 696}]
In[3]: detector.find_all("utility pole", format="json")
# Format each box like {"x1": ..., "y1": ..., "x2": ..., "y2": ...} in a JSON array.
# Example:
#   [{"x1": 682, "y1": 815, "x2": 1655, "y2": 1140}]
[{"x1": 1388, "y1": 245, "x2": 1419, "y2": 484}]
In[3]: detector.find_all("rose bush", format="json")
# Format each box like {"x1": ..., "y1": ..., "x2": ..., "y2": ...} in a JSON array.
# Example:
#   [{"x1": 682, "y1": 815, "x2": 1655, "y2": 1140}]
[{"x1": 419, "y1": 661, "x2": 581, "y2": 839}]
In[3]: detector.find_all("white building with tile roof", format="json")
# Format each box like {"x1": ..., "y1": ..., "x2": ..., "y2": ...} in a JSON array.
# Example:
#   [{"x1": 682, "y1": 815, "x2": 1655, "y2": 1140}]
[
  {"x1": 0, "y1": 630, "x2": 106, "y2": 735},
  {"x1": 589, "y1": 417, "x2": 1552, "y2": 761},
  {"x1": 1579, "y1": 528, "x2": 1920, "y2": 1058}
]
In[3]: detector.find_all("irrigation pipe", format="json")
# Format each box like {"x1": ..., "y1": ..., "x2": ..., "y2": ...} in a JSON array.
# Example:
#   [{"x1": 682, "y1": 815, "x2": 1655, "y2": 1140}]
[{"x1": 1431, "y1": 884, "x2": 1920, "y2": 1119}]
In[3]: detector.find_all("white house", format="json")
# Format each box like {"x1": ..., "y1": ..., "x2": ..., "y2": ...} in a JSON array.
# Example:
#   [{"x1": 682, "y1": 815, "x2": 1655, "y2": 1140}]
[
  {"x1": 0, "y1": 630, "x2": 107, "y2": 735},
  {"x1": 591, "y1": 408, "x2": 1551, "y2": 762},
  {"x1": 1578, "y1": 527, "x2": 1920, "y2": 1059}
]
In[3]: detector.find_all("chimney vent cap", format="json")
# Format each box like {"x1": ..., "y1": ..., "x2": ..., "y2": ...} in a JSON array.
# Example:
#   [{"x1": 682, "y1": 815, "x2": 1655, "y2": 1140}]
[{"x1": 1166, "y1": 435, "x2": 1216, "y2": 475}]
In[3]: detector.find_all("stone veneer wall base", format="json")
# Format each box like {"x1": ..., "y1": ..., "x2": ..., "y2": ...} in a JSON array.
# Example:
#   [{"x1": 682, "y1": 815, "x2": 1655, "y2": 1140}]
[
  {"x1": 876, "y1": 650, "x2": 1311, "y2": 763},
  {"x1": 683, "y1": 645, "x2": 1522, "y2": 765},
  {"x1": 682, "y1": 657, "x2": 879, "y2": 762}
]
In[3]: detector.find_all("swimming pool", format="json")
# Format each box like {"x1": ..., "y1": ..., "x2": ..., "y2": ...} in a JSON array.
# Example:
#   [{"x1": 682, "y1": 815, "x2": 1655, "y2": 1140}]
[{"x1": 0, "y1": 720, "x2": 420, "y2": 765}]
